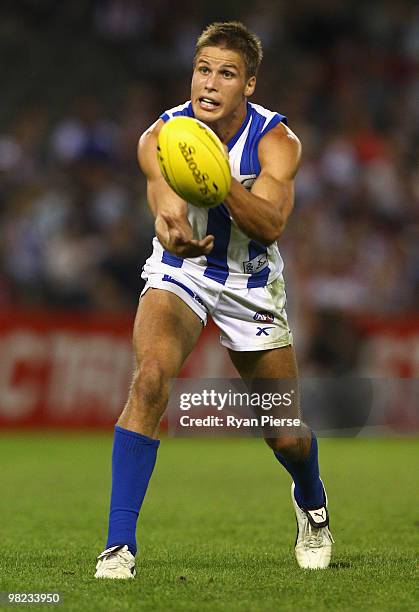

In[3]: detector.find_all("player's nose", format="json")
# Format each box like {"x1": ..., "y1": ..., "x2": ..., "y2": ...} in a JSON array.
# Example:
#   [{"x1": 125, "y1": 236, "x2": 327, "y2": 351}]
[{"x1": 204, "y1": 74, "x2": 218, "y2": 91}]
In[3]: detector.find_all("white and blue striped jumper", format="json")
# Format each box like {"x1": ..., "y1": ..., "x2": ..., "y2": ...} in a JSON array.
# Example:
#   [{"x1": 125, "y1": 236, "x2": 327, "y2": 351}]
[{"x1": 145, "y1": 100, "x2": 287, "y2": 289}]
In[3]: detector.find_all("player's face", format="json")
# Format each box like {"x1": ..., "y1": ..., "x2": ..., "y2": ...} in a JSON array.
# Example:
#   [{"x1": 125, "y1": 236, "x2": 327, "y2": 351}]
[{"x1": 191, "y1": 46, "x2": 256, "y2": 125}]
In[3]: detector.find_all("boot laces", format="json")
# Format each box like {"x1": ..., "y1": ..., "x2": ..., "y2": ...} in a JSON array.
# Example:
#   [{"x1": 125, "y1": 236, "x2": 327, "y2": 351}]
[
  {"x1": 100, "y1": 550, "x2": 132, "y2": 569},
  {"x1": 304, "y1": 520, "x2": 334, "y2": 548}
]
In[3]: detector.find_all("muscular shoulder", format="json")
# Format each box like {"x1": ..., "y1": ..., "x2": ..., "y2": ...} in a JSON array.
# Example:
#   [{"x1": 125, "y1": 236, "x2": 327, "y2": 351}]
[
  {"x1": 137, "y1": 118, "x2": 165, "y2": 177},
  {"x1": 138, "y1": 118, "x2": 165, "y2": 155},
  {"x1": 258, "y1": 122, "x2": 302, "y2": 180}
]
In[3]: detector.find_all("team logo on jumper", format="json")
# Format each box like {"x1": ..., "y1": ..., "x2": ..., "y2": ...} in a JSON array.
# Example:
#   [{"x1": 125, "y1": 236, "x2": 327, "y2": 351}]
[{"x1": 253, "y1": 311, "x2": 275, "y2": 323}]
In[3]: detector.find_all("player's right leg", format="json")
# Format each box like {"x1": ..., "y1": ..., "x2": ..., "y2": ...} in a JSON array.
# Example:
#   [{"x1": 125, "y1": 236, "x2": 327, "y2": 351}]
[
  {"x1": 95, "y1": 288, "x2": 203, "y2": 579},
  {"x1": 118, "y1": 287, "x2": 203, "y2": 436}
]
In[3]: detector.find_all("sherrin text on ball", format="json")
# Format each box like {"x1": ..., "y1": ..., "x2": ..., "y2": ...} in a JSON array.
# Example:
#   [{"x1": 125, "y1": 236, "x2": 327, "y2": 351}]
[{"x1": 157, "y1": 116, "x2": 231, "y2": 208}]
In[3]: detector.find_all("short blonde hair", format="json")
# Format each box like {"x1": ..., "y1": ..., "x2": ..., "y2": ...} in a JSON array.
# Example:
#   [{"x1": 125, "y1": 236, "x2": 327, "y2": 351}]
[{"x1": 194, "y1": 21, "x2": 263, "y2": 79}]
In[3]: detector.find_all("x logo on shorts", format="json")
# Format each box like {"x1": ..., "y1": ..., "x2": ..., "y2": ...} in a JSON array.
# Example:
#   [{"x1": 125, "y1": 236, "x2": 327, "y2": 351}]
[{"x1": 256, "y1": 326, "x2": 276, "y2": 336}]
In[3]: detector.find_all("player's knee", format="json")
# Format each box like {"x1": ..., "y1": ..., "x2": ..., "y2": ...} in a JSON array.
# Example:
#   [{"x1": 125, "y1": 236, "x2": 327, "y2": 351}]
[{"x1": 131, "y1": 360, "x2": 170, "y2": 410}]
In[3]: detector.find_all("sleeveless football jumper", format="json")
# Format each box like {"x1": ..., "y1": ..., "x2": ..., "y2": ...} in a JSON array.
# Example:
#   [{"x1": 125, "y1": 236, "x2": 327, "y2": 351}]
[
  {"x1": 141, "y1": 101, "x2": 293, "y2": 351},
  {"x1": 143, "y1": 100, "x2": 287, "y2": 289}
]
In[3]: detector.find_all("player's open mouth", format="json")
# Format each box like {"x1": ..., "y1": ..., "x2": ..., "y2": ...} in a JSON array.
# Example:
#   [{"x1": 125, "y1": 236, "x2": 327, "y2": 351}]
[{"x1": 198, "y1": 97, "x2": 220, "y2": 111}]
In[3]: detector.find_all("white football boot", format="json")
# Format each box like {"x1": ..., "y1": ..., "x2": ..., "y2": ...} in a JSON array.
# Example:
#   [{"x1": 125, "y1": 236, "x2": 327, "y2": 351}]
[
  {"x1": 292, "y1": 482, "x2": 334, "y2": 569},
  {"x1": 95, "y1": 545, "x2": 136, "y2": 579}
]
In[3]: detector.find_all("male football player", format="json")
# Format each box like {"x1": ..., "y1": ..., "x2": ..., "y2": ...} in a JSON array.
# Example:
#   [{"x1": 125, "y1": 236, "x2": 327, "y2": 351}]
[{"x1": 95, "y1": 21, "x2": 334, "y2": 579}]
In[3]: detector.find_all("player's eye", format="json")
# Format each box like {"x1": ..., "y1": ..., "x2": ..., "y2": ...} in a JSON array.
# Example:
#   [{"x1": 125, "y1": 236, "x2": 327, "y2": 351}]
[
  {"x1": 199, "y1": 66, "x2": 210, "y2": 74},
  {"x1": 222, "y1": 70, "x2": 234, "y2": 78}
]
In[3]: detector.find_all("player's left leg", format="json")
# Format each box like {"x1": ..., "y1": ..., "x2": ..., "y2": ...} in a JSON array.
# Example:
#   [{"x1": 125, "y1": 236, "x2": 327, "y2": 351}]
[
  {"x1": 228, "y1": 345, "x2": 319, "y2": 501},
  {"x1": 228, "y1": 345, "x2": 334, "y2": 569}
]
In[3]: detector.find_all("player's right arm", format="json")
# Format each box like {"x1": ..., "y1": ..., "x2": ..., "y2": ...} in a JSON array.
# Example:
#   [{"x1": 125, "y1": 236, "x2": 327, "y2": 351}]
[{"x1": 138, "y1": 119, "x2": 214, "y2": 257}]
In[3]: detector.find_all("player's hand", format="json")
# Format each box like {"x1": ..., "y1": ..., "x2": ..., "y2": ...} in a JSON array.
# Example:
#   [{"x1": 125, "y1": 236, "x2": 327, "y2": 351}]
[{"x1": 156, "y1": 212, "x2": 214, "y2": 258}]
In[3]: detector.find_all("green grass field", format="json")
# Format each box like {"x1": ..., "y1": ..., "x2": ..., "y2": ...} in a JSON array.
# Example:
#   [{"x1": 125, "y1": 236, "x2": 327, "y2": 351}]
[{"x1": 0, "y1": 434, "x2": 417, "y2": 611}]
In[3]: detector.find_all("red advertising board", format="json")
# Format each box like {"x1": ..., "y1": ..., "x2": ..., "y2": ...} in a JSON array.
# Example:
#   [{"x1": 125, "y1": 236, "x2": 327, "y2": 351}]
[
  {"x1": 0, "y1": 310, "x2": 417, "y2": 428},
  {"x1": 0, "y1": 310, "x2": 234, "y2": 428},
  {"x1": 0, "y1": 310, "x2": 135, "y2": 428},
  {"x1": 356, "y1": 315, "x2": 419, "y2": 378}
]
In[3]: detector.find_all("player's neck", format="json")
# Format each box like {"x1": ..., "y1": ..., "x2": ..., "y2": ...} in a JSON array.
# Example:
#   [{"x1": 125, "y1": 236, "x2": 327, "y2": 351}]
[{"x1": 210, "y1": 100, "x2": 248, "y2": 145}]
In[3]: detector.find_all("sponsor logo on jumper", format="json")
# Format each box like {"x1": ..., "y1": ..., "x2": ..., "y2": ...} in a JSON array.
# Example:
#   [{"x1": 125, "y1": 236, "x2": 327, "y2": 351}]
[
  {"x1": 256, "y1": 326, "x2": 275, "y2": 336},
  {"x1": 243, "y1": 254, "x2": 268, "y2": 275},
  {"x1": 253, "y1": 311, "x2": 275, "y2": 323}
]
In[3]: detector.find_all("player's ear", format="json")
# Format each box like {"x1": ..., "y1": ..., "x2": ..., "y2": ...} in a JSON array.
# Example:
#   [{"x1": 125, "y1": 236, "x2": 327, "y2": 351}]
[{"x1": 244, "y1": 76, "x2": 256, "y2": 97}]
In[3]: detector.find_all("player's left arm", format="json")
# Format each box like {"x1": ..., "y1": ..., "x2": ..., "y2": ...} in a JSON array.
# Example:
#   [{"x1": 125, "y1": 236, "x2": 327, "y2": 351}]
[{"x1": 224, "y1": 122, "x2": 301, "y2": 246}]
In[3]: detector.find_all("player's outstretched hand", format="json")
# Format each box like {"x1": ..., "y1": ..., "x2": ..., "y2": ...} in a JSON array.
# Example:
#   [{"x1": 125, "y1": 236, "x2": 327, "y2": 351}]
[{"x1": 156, "y1": 212, "x2": 214, "y2": 258}]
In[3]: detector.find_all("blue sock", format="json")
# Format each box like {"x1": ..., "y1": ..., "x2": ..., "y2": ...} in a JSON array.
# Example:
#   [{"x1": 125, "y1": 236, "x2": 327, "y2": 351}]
[
  {"x1": 106, "y1": 425, "x2": 160, "y2": 556},
  {"x1": 274, "y1": 432, "x2": 325, "y2": 509}
]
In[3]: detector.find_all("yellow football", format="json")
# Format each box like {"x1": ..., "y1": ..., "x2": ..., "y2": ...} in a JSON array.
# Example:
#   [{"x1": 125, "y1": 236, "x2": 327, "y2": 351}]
[{"x1": 157, "y1": 116, "x2": 231, "y2": 208}]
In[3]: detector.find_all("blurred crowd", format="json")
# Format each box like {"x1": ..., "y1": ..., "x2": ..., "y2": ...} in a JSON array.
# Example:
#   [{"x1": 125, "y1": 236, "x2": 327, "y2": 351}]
[{"x1": 0, "y1": 1, "x2": 418, "y2": 368}]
